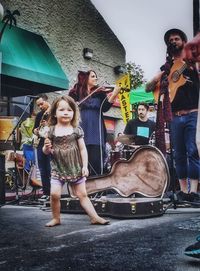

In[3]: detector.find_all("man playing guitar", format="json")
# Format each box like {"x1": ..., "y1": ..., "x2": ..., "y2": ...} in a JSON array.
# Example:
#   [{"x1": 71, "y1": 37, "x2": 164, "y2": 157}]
[
  {"x1": 146, "y1": 28, "x2": 200, "y2": 204},
  {"x1": 33, "y1": 94, "x2": 51, "y2": 201}
]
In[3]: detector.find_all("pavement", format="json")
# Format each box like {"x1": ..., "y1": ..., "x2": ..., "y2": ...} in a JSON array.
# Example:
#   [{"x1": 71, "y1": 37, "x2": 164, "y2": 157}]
[{"x1": 1, "y1": 195, "x2": 200, "y2": 271}]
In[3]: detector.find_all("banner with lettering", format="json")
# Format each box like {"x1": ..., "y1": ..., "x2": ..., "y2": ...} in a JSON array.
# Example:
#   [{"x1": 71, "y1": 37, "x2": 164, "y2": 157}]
[{"x1": 116, "y1": 74, "x2": 131, "y2": 124}]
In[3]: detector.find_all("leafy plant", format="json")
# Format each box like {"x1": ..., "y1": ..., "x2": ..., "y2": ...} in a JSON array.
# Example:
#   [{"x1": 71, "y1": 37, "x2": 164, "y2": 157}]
[
  {"x1": 0, "y1": 9, "x2": 20, "y2": 43},
  {"x1": 125, "y1": 62, "x2": 146, "y2": 89}
]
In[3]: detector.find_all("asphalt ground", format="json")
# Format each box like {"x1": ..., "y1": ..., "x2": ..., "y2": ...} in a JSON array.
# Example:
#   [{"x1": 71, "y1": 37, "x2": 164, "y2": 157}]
[{"x1": 0, "y1": 203, "x2": 200, "y2": 271}]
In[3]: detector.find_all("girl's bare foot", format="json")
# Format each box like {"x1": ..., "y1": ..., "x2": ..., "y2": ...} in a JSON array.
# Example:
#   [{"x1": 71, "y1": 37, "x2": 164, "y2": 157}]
[
  {"x1": 45, "y1": 219, "x2": 61, "y2": 227},
  {"x1": 91, "y1": 217, "x2": 110, "y2": 225}
]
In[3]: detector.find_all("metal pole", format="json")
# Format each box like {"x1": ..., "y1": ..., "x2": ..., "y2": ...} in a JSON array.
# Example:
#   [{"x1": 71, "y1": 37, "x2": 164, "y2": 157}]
[{"x1": 193, "y1": 0, "x2": 200, "y2": 36}]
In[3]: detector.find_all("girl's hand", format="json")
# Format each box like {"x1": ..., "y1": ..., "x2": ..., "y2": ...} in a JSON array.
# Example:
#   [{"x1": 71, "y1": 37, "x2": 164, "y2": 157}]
[
  {"x1": 43, "y1": 138, "x2": 53, "y2": 153},
  {"x1": 82, "y1": 166, "x2": 89, "y2": 177}
]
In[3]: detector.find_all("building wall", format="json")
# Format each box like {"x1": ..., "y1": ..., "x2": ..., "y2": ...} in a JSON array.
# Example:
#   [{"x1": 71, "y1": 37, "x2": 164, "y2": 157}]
[{"x1": 0, "y1": 0, "x2": 126, "y2": 134}]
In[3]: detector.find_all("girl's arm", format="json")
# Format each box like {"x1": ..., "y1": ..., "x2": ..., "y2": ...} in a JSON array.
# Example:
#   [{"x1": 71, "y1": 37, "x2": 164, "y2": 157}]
[{"x1": 78, "y1": 137, "x2": 89, "y2": 177}]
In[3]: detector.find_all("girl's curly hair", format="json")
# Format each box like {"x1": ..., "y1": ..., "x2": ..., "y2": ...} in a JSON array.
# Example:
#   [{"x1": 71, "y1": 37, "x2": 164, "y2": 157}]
[{"x1": 49, "y1": 95, "x2": 80, "y2": 127}]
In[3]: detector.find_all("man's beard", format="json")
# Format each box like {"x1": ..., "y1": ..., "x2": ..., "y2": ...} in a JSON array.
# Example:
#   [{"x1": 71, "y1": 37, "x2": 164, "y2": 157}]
[
  {"x1": 167, "y1": 43, "x2": 184, "y2": 56},
  {"x1": 139, "y1": 113, "x2": 145, "y2": 119}
]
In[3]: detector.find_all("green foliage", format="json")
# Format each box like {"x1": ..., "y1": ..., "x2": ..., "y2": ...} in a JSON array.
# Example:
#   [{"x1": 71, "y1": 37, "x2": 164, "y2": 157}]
[{"x1": 125, "y1": 62, "x2": 146, "y2": 90}]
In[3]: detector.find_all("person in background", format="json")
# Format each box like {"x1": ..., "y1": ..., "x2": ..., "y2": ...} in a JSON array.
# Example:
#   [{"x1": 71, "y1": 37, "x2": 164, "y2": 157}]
[
  {"x1": 183, "y1": 32, "x2": 200, "y2": 156},
  {"x1": 182, "y1": 31, "x2": 200, "y2": 259},
  {"x1": 123, "y1": 102, "x2": 156, "y2": 145},
  {"x1": 43, "y1": 95, "x2": 110, "y2": 227},
  {"x1": 69, "y1": 70, "x2": 120, "y2": 176},
  {"x1": 146, "y1": 29, "x2": 200, "y2": 204},
  {"x1": 33, "y1": 94, "x2": 51, "y2": 201},
  {"x1": 19, "y1": 114, "x2": 35, "y2": 173}
]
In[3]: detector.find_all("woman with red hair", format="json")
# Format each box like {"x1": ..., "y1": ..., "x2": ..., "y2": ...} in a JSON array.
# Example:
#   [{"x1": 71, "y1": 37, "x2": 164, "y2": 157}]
[{"x1": 69, "y1": 70, "x2": 120, "y2": 176}]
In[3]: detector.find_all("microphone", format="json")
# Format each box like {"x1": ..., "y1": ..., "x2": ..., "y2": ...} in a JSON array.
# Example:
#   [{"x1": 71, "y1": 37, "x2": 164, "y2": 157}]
[
  {"x1": 12, "y1": 117, "x2": 18, "y2": 126},
  {"x1": 27, "y1": 95, "x2": 39, "y2": 99}
]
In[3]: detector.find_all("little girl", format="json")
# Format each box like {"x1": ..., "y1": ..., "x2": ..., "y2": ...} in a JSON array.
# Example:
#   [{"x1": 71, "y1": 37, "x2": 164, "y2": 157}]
[{"x1": 43, "y1": 95, "x2": 109, "y2": 227}]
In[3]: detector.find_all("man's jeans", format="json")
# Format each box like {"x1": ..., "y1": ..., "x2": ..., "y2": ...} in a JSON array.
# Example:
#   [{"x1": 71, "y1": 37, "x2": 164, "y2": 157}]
[
  {"x1": 170, "y1": 111, "x2": 200, "y2": 180},
  {"x1": 197, "y1": 99, "x2": 200, "y2": 155}
]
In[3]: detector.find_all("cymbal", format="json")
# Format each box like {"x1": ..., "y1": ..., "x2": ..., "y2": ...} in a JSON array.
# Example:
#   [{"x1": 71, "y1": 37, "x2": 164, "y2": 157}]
[
  {"x1": 117, "y1": 134, "x2": 148, "y2": 145},
  {"x1": 116, "y1": 134, "x2": 135, "y2": 144},
  {"x1": 117, "y1": 135, "x2": 146, "y2": 144}
]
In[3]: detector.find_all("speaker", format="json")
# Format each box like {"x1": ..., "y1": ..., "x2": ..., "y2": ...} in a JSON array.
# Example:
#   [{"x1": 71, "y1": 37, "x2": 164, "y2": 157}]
[{"x1": 0, "y1": 154, "x2": 5, "y2": 204}]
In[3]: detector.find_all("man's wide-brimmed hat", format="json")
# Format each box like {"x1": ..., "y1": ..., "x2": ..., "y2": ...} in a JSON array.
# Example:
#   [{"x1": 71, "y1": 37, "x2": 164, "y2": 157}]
[{"x1": 164, "y1": 28, "x2": 188, "y2": 44}]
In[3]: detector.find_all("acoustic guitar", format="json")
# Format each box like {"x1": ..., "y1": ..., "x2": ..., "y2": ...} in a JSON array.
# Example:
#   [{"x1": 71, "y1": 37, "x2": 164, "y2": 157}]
[{"x1": 153, "y1": 59, "x2": 187, "y2": 103}]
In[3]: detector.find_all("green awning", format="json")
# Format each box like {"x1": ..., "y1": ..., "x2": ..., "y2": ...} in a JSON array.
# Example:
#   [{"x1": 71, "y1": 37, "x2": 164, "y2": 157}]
[
  {"x1": 130, "y1": 85, "x2": 154, "y2": 104},
  {"x1": 0, "y1": 23, "x2": 69, "y2": 97}
]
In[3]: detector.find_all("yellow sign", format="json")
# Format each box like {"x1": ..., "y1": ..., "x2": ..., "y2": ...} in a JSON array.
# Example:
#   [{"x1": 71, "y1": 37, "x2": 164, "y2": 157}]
[
  {"x1": 116, "y1": 74, "x2": 131, "y2": 124},
  {"x1": 116, "y1": 74, "x2": 131, "y2": 91}
]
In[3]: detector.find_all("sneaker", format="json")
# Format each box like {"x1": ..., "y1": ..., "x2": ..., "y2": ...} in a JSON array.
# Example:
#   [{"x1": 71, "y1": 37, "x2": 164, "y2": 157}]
[
  {"x1": 188, "y1": 192, "x2": 200, "y2": 207},
  {"x1": 185, "y1": 236, "x2": 200, "y2": 258},
  {"x1": 40, "y1": 195, "x2": 50, "y2": 202},
  {"x1": 188, "y1": 192, "x2": 200, "y2": 202},
  {"x1": 176, "y1": 191, "x2": 190, "y2": 202}
]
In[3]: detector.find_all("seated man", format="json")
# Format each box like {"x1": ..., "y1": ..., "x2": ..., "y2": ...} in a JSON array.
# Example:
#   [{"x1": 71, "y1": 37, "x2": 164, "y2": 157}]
[
  {"x1": 19, "y1": 115, "x2": 35, "y2": 172},
  {"x1": 123, "y1": 102, "x2": 156, "y2": 145}
]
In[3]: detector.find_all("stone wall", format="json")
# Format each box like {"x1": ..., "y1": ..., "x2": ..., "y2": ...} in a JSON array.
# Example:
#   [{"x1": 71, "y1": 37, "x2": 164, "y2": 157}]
[{"x1": 0, "y1": 0, "x2": 126, "y2": 133}]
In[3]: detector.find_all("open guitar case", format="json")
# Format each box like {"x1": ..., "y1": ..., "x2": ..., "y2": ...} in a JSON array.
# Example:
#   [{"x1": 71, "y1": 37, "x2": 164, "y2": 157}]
[{"x1": 59, "y1": 145, "x2": 170, "y2": 219}]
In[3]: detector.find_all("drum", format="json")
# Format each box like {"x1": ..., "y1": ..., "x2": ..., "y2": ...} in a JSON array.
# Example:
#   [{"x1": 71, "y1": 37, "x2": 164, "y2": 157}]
[
  {"x1": 110, "y1": 150, "x2": 123, "y2": 165},
  {"x1": 149, "y1": 129, "x2": 171, "y2": 153},
  {"x1": 122, "y1": 149, "x2": 134, "y2": 160}
]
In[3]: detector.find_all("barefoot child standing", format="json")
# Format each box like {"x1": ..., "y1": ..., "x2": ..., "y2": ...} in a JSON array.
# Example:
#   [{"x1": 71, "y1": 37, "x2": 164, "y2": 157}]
[{"x1": 43, "y1": 95, "x2": 109, "y2": 227}]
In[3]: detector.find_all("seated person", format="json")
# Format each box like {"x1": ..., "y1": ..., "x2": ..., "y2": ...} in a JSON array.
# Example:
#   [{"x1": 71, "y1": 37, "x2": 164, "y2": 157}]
[
  {"x1": 124, "y1": 102, "x2": 156, "y2": 145},
  {"x1": 19, "y1": 115, "x2": 35, "y2": 172}
]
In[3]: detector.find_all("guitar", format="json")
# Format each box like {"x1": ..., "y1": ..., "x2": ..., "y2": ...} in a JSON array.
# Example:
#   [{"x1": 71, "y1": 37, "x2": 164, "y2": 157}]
[
  {"x1": 32, "y1": 110, "x2": 50, "y2": 148},
  {"x1": 153, "y1": 59, "x2": 187, "y2": 103}
]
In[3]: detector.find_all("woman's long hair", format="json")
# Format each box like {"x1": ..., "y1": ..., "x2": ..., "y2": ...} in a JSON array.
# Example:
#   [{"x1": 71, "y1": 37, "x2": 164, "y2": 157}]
[{"x1": 69, "y1": 70, "x2": 97, "y2": 101}]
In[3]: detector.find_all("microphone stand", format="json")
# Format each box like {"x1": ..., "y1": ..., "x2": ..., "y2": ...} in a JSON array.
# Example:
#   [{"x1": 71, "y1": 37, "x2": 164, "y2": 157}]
[
  {"x1": 5, "y1": 98, "x2": 34, "y2": 203},
  {"x1": 155, "y1": 48, "x2": 178, "y2": 209},
  {"x1": 167, "y1": 126, "x2": 178, "y2": 209},
  {"x1": 165, "y1": 45, "x2": 179, "y2": 209}
]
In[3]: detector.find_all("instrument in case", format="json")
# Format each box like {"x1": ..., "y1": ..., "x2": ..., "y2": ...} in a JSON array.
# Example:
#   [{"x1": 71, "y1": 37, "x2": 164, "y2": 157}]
[
  {"x1": 60, "y1": 197, "x2": 164, "y2": 219},
  {"x1": 83, "y1": 145, "x2": 170, "y2": 198},
  {"x1": 60, "y1": 145, "x2": 169, "y2": 218}
]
